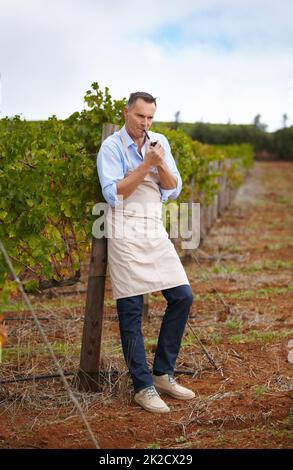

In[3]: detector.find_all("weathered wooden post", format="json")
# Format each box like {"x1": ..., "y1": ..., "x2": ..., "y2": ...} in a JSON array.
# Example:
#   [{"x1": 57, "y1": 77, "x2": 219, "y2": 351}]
[
  {"x1": 218, "y1": 160, "x2": 227, "y2": 216},
  {"x1": 229, "y1": 158, "x2": 238, "y2": 205},
  {"x1": 78, "y1": 123, "x2": 119, "y2": 392},
  {"x1": 224, "y1": 158, "x2": 231, "y2": 209},
  {"x1": 200, "y1": 208, "x2": 207, "y2": 242},
  {"x1": 211, "y1": 160, "x2": 219, "y2": 224},
  {"x1": 205, "y1": 161, "x2": 214, "y2": 232},
  {"x1": 143, "y1": 293, "x2": 149, "y2": 320},
  {"x1": 184, "y1": 175, "x2": 195, "y2": 259}
]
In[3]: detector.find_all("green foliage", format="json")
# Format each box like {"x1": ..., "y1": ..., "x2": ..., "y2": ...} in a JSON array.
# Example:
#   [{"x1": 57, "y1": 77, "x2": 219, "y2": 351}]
[
  {"x1": 254, "y1": 385, "x2": 268, "y2": 400},
  {"x1": 0, "y1": 83, "x2": 125, "y2": 297},
  {"x1": 155, "y1": 120, "x2": 292, "y2": 161},
  {"x1": 225, "y1": 319, "x2": 243, "y2": 331},
  {"x1": 154, "y1": 126, "x2": 253, "y2": 206},
  {"x1": 152, "y1": 127, "x2": 194, "y2": 200},
  {"x1": 23, "y1": 279, "x2": 40, "y2": 293},
  {"x1": 155, "y1": 121, "x2": 266, "y2": 148},
  {"x1": 146, "y1": 442, "x2": 161, "y2": 449},
  {"x1": 2, "y1": 340, "x2": 81, "y2": 361},
  {"x1": 229, "y1": 329, "x2": 293, "y2": 344},
  {"x1": 65, "y1": 82, "x2": 126, "y2": 154},
  {"x1": 272, "y1": 126, "x2": 293, "y2": 160},
  {"x1": 0, "y1": 83, "x2": 251, "y2": 297}
]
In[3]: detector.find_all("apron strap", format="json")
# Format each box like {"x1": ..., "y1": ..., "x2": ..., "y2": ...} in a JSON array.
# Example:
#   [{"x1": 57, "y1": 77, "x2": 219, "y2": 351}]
[{"x1": 120, "y1": 132, "x2": 134, "y2": 170}]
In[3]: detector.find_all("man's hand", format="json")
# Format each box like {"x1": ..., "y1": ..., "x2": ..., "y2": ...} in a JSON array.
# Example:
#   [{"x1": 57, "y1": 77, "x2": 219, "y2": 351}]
[
  {"x1": 144, "y1": 142, "x2": 165, "y2": 168},
  {"x1": 117, "y1": 141, "x2": 176, "y2": 200},
  {"x1": 145, "y1": 142, "x2": 177, "y2": 189}
]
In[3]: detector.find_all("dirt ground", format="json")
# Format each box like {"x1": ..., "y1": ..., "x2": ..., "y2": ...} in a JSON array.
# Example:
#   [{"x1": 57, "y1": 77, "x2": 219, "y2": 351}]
[{"x1": 0, "y1": 161, "x2": 292, "y2": 449}]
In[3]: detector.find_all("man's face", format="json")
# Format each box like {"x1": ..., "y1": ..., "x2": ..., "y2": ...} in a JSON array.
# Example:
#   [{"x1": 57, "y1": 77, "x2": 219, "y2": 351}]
[{"x1": 124, "y1": 98, "x2": 156, "y2": 140}]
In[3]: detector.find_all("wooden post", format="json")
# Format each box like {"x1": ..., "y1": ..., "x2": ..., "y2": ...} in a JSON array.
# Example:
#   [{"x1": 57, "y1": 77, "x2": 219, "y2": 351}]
[
  {"x1": 200, "y1": 203, "x2": 207, "y2": 242},
  {"x1": 205, "y1": 161, "x2": 214, "y2": 233},
  {"x1": 205, "y1": 204, "x2": 212, "y2": 233},
  {"x1": 184, "y1": 175, "x2": 195, "y2": 260},
  {"x1": 218, "y1": 160, "x2": 227, "y2": 216},
  {"x1": 224, "y1": 159, "x2": 231, "y2": 209},
  {"x1": 211, "y1": 160, "x2": 219, "y2": 224},
  {"x1": 143, "y1": 294, "x2": 149, "y2": 320},
  {"x1": 228, "y1": 158, "x2": 238, "y2": 206},
  {"x1": 78, "y1": 123, "x2": 119, "y2": 392}
]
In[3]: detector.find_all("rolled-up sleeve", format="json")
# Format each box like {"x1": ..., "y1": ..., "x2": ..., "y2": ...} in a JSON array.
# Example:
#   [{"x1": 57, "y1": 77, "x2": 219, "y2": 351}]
[
  {"x1": 97, "y1": 142, "x2": 124, "y2": 208},
  {"x1": 159, "y1": 135, "x2": 182, "y2": 203},
  {"x1": 160, "y1": 173, "x2": 182, "y2": 202}
]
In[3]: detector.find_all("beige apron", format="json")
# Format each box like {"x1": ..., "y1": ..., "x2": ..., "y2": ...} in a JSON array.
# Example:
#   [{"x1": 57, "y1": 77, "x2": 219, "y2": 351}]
[{"x1": 106, "y1": 132, "x2": 189, "y2": 299}]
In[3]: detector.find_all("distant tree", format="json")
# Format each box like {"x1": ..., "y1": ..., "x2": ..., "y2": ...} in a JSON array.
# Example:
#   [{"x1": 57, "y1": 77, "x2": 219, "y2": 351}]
[
  {"x1": 253, "y1": 114, "x2": 267, "y2": 132},
  {"x1": 273, "y1": 126, "x2": 293, "y2": 160},
  {"x1": 253, "y1": 114, "x2": 261, "y2": 127},
  {"x1": 171, "y1": 110, "x2": 181, "y2": 130},
  {"x1": 174, "y1": 110, "x2": 180, "y2": 123},
  {"x1": 282, "y1": 113, "x2": 288, "y2": 128}
]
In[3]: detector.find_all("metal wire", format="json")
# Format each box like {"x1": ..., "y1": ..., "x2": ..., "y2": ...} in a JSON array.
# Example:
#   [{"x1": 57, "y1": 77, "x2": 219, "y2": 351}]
[{"x1": 0, "y1": 240, "x2": 100, "y2": 449}]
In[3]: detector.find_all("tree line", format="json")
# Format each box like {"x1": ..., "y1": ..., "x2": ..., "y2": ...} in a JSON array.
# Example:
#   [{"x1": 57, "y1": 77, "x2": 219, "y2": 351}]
[{"x1": 157, "y1": 114, "x2": 293, "y2": 160}]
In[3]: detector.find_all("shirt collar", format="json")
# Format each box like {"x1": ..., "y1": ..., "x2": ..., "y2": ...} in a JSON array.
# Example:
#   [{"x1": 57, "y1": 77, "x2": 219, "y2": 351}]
[
  {"x1": 121, "y1": 125, "x2": 135, "y2": 148},
  {"x1": 121, "y1": 125, "x2": 148, "y2": 148}
]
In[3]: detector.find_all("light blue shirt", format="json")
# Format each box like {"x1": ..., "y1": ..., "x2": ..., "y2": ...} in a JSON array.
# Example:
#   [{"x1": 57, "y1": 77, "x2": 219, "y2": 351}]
[{"x1": 97, "y1": 125, "x2": 182, "y2": 207}]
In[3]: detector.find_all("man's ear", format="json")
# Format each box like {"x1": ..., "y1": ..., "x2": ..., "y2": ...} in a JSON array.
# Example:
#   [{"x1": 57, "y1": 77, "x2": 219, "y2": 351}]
[{"x1": 123, "y1": 107, "x2": 128, "y2": 119}]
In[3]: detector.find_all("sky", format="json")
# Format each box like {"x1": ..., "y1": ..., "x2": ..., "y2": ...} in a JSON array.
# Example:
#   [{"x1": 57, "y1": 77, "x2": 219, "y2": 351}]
[{"x1": 0, "y1": 0, "x2": 293, "y2": 131}]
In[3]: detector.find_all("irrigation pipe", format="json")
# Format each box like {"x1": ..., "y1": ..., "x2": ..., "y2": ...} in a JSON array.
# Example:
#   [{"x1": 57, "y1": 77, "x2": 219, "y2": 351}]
[{"x1": 0, "y1": 368, "x2": 204, "y2": 385}]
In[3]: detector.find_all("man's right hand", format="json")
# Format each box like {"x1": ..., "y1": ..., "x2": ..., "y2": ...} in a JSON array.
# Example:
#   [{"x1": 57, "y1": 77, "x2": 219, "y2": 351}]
[
  {"x1": 144, "y1": 142, "x2": 165, "y2": 168},
  {"x1": 117, "y1": 142, "x2": 165, "y2": 200}
]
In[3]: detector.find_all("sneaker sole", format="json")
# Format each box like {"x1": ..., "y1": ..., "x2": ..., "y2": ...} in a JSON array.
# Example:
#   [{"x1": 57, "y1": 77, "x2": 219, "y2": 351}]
[
  {"x1": 155, "y1": 386, "x2": 195, "y2": 400},
  {"x1": 134, "y1": 397, "x2": 170, "y2": 413}
]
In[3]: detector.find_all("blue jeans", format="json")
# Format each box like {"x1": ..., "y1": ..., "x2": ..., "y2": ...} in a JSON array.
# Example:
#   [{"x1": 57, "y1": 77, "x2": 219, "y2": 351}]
[{"x1": 116, "y1": 284, "x2": 193, "y2": 393}]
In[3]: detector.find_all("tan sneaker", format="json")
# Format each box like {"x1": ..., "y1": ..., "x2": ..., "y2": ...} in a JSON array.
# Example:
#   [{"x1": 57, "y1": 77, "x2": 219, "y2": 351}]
[
  {"x1": 134, "y1": 385, "x2": 170, "y2": 413},
  {"x1": 153, "y1": 374, "x2": 195, "y2": 400}
]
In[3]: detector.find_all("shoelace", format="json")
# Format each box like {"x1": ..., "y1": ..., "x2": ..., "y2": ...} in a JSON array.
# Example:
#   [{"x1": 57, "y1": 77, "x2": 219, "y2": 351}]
[
  {"x1": 168, "y1": 375, "x2": 177, "y2": 386},
  {"x1": 146, "y1": 386, "x2": 159, "y2": 399}
]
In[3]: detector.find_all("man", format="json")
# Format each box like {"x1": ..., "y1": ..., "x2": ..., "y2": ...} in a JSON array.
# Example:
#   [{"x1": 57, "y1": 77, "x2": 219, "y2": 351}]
[{"x1": 97, "y1": 92, "x2": 195, "y2": 413}]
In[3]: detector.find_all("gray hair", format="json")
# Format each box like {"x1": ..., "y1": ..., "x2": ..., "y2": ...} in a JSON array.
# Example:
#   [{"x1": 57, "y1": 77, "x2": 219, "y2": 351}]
[{"x1": 127, "y1": 92, "x2": 157, "y2": 108}]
